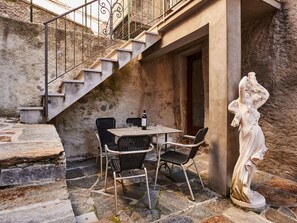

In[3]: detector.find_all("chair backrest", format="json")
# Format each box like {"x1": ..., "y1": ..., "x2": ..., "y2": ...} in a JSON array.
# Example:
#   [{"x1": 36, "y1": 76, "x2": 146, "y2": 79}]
[
  {"x1": 117, "y1": 135, "x2": 151, "y2": 171},
  {"x1": 126, "y1": 117, "x2": 142, "y2": 127},
  {"x1": 96, "y1": 117, "x2": 116, "y2": 148},
  {"x1": 188, "y1": 127, "x2": 208, "y2": 160}
]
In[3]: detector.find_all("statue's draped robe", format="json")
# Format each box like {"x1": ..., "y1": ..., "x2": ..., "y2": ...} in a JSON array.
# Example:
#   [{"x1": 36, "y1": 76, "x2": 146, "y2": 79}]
[{"x1": 230, "y1": 105, "x2": 267, "y2": 202}]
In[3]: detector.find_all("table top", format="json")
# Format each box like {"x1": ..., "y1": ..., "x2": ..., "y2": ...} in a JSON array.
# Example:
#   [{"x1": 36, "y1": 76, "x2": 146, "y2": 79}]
[{"x1": 107, "y1": 125, "x2": 182, "y2": 137}]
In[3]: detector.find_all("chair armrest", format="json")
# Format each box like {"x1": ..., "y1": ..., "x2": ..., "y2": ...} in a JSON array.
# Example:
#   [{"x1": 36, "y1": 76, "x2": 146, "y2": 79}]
[
  {"x1": 160, "y1": 140, "x2": 205, "y2": 149},
  {"x1": 176, "y1": 134, "x2": 195, "y2": 143},
  {"x1": 105, "y1": 143, "x2": 154, "y2": 155}
]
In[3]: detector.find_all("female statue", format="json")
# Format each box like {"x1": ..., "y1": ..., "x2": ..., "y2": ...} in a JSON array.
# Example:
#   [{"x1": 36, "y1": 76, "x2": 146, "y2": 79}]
[{"x1": 228, "y1": 72, "x2": 269, "y2": 208}]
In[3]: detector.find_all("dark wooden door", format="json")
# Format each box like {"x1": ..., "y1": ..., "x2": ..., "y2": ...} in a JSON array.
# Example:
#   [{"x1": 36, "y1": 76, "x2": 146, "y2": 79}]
[{"x1": 187, "y1": 52, "x2": 204, "y2": 135}]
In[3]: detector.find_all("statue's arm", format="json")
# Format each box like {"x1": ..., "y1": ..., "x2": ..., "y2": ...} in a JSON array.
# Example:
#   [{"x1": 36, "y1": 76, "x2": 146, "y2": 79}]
[
  {"x1": 247, "y1": 73, "x2": 270, "y2": 109},
  {"x1": 252, "y1": 83, "x2": 270, "y2": 109},
  {"x1": 238, "y1": 76, "x2": 248, "y2": 104},
  {"x1": 228, "y1": 100, "x2": 241, "y2": 127}
]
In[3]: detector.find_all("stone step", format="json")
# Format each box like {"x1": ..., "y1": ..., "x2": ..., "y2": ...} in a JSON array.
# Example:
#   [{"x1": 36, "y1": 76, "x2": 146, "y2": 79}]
[
  {"x1": 81, "y1": 68, "x2": 104, "y2": 85},
  {"x1": 0, "y1": 122, "x2": 66, "y2": 187},
  {"x1": 117, "y1": 48, "x2": 133, "y2": 68},
  {"x1": 0, "y1": 119, "x2": 75, "y2": 222},
  {"x1": 0, "y1": 199, "x2": 76, "y2": 223},
  {"x1": 19, "y1": 107, "x2": 44, "y2": 124},
  {"x1": 47, "y1": 93, "x2": 65, "y2": 111},
  {"x1": 0, "y1": 180, "x2": 69, "y2": 212},
  {"x1": 100, "y1": 58, "x2": 118, "y2": 76}
]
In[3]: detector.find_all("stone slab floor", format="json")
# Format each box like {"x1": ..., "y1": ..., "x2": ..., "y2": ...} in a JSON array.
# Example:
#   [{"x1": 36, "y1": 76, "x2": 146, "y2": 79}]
[{"x1": 66, "y1": 153, "x2": 297, "y2": 223}]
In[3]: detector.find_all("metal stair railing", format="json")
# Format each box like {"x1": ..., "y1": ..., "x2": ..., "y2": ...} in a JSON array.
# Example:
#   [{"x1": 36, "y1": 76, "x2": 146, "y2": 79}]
[{"x1": 43, "y1": 0, "x2": 182, "y2": 119}]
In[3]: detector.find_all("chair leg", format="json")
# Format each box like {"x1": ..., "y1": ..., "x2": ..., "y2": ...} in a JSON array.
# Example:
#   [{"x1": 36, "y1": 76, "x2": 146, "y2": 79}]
[
  {"x1": 97, "y1": 146, "x2": 103, "y2": 180},
  {"x1": 96, "y1": 149, "x2": 99, "y2": 164},
  {"x1": 113, "y1": 171, "x2": 118, "y2": 215},
  {"x1": 144, "y1": 167, "x2": 152, "y2": 209},
  {"x1": 154, "y1": 158, "x2": 161, "y2": 190},
  {"x1": 100, "y1": 152, "x2": 103, "y2": 180},
  {"x1": 170, "y1": 164, "x2": 174, "y2": 175},
  {"x1": 181, "y1": 164, "x2": 195, "y2": 201},
  {"x1": 104, "y1": 157, "x2": 109, "y2": 192},
  {"x1": 119, "y1": 174, "x2": 126, "y2": 194},
  {"x1": 192, "y1": 159, "x2": 204, "y2": 188}
]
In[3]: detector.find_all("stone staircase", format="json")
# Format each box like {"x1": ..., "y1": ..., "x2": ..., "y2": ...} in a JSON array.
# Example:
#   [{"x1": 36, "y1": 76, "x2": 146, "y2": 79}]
[
  {"x1": 19, "y1": 28, "x2": 161, "y2": 124},
  {"x1": 0, "y1": 117, "x2": 76, "y2": 222}
]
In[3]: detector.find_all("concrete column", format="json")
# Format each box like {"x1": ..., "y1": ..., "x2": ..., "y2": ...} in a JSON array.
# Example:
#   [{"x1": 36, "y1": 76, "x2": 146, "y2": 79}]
[{"x1": 208, "y1": 0, "x2": 241, "y2": 196}]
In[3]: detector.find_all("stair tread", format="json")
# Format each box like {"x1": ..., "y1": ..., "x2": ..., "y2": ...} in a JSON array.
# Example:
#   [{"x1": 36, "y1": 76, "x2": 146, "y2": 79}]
[
  {"x1": 131, "y1": 39, "x2": 146, "y2": 44},
  {"x1": 100, "y1": 58, "x2": 118, "y2": 62},
  {"x1": 63, "y1": 80, "x2": 84, "y2": 83},
  {"x1": 117, "y1": 48, "x2": 133, "y2": 52},
  {"x1": 81, "y1": 68, "x2": 102, "y2": 73},
  {"x1": 144, "y1": 31, "x2": 160, "y2": 36},
  {"x1": 19, "y1": 107, "x2": 43, "y2": 110},
  {"x1": 48, "y1": 93, "x2": 65, "y2": 97}
]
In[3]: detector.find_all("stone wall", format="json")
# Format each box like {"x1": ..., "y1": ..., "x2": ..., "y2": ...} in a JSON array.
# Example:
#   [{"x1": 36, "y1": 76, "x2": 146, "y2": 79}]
[
  {"x1": 0, "y1": 15, "x2": 122, "y2": 117},
  {"x1": 241, "y1": 0, "x2": 297, "y2": 182},
  {"x1": 0, "y1": 0, "x2": 91, "y2": 31},
  {"x1": 0, "y1": 0, "x2": 61, "y2": 25},
  {"x1": 51, "y1": 55, "x2": 176, "y2": 160}
]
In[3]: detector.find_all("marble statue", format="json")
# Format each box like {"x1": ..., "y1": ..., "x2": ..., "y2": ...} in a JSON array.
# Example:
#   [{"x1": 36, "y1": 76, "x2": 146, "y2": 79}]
[{"x1": 228, "y1": 72, "x2": 270, "y2": 208}]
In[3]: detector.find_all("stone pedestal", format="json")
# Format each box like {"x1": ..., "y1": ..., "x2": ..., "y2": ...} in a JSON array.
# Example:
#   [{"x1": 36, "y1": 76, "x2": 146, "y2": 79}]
[{"x1": 231, "y1": 192, "x2": 266, "y2": 209}]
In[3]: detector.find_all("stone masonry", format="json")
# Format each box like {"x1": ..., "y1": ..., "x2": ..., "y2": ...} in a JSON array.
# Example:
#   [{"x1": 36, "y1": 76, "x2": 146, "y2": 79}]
[{"x1": 0, "y1": 117, "x2": 76, "y2": 222}]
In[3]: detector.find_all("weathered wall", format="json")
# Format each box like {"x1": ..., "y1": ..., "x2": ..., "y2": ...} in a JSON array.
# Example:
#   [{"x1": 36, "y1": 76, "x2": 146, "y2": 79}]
[
  {"x1": 241, "y1": 0, "x2": 297, "y2": 182},
  {"x1": 51, "y1": 55, "x2": 176, "y2": 160},
  {"x1": 0, "y1": 16, "x2": 121, "y2": 116},
  {"x1": 0, "y1": 16, "x2": 44, "y2": 116},
  {"x1": 0, "y1": 0, "x2": 92, "y2": 32},
  {"x1": 0, "y1": 0, "x2": 60, "y2": 25}
]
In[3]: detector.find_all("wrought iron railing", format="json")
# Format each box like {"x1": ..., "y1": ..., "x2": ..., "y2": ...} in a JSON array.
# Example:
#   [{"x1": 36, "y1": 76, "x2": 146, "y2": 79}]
[{"x1": 43, "y1": 0, "x2": 183, "y2": 118}]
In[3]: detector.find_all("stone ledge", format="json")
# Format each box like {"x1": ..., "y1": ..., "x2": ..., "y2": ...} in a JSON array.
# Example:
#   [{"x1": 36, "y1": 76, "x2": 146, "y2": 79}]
[
  {"x1": 0, "y1": 141, "x2": 64, "y2": 168},
  {"x1": 0, "y1": 180, "x2": 69, "y2": 211},
  {"x1": 0, "y1": 163, "x2": 66, "y2": 186},
  {"x1": 0, "y1": 199, "x2": 76, "y2": 223},
  {"x1": 0, "y1": 120, "x2": 66, "y2": 186}
]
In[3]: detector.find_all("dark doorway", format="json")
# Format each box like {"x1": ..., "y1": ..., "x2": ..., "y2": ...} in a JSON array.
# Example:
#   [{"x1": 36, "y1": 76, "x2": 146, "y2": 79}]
[{"x1": 187, "y1": 52, "x2": 204, "y2": 135}]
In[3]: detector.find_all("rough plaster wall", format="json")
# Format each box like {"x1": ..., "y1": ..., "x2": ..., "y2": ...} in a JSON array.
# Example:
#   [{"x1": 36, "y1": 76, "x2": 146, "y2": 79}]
[
  {"x1": 51, "y1": 55, "x2": 175, "y2": 160},
  {"x1": 0, "y1": 16, "x2": 122, "y2": 116},
  {"x1": 0, "y1": 0, "x2": 66, "y2": 27},
  {"x1": 241, "y1": 1, "x2": 297, "y2": 182},
  {"x1": 0, "y1": 16, "x2": 44, "y2": 116}
]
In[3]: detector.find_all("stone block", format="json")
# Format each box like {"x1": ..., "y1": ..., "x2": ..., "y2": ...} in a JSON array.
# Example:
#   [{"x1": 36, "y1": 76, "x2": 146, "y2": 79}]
[
  {"x1": 265, "y1": 208, "x2": 297, "y2": 223},
  {"x1": 0, "y1": 163, "x2": 66, "y2": 186},
  {"x1": 0, "y1": 199, "x2": 76, "y2": 223}
]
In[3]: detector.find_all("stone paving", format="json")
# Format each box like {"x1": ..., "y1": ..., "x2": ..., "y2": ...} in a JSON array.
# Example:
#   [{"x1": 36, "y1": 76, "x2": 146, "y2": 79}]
[{"x1": 66, "y1": 153, "x2": 297, "y2": 223}]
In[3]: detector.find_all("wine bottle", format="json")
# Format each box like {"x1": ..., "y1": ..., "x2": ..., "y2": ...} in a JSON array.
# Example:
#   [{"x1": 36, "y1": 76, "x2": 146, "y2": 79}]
[{"x1": 141, "y1": 110, "x2": 147, "y2": 130}]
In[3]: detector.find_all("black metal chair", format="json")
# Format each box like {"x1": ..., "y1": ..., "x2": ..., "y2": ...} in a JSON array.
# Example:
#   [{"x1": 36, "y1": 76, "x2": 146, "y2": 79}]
[
  {"x1": 104, "y1": 135, "x2": 154, "y2": 215},
  {"x1": 126, "y1": 117, "x2": 142, "y2": 127},
  {"x1": 154, "y1": 127, "x2": 208, "y2": 201},
  {"x1": 95, "y1": 117, "x2": 117, "y2": 179}
]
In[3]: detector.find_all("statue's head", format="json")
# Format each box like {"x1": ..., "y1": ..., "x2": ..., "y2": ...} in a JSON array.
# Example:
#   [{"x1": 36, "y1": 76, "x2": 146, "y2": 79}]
[{"x1": 248, "y1": 72, "x2": 256, "y2": 79}]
